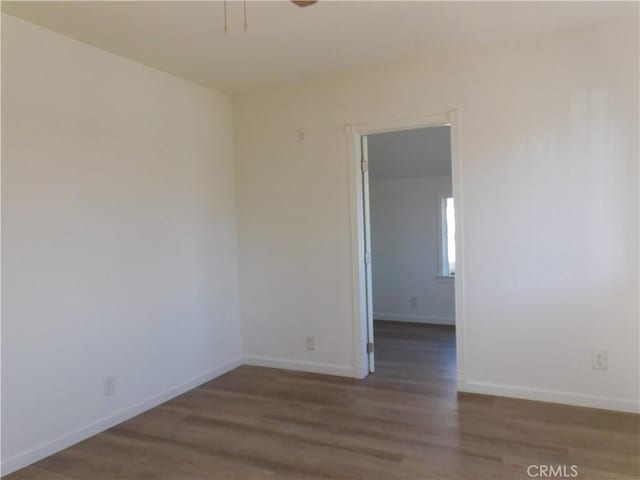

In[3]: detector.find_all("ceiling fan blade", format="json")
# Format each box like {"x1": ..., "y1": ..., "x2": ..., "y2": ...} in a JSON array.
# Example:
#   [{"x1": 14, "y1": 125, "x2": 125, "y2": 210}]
[{"x1": 290, "y1": 1, "x2": 318, "y2": 7}]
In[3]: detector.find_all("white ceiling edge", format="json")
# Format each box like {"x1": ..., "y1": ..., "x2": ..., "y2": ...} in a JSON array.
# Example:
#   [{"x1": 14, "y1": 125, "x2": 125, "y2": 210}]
[{"x1": 2, "y1": 1, "x2": 636, "y2": 95}]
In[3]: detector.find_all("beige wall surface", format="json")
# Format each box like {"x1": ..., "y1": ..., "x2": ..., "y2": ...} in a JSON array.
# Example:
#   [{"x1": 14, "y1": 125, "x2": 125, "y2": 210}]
[
  {"x1": 2, "y1": 13, "x2": 243, "y2": 472},
  {"x1": 234, "y1": 16, "x2": 639, "y2": 412}
]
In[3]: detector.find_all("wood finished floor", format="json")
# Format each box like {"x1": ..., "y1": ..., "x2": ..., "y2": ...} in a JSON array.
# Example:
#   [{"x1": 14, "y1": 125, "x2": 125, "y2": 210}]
[{"x1": 8, "y1": 321, "x2": 640, "y2": 479}]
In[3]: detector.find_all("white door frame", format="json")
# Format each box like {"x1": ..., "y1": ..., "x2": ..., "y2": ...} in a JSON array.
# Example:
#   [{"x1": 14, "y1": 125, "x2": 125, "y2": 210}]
[{"x1": 346, "y1": 110, "x2": 465, "y2": 387}]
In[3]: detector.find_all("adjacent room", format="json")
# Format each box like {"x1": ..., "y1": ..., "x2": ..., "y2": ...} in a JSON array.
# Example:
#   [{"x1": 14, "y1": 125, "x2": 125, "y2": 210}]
[
  {"x1": 2, "y1": 1, "x2": 639, "y2": 479},
  {"x1": 366, "y1": 126, "x2": 457, "y2": 380}
]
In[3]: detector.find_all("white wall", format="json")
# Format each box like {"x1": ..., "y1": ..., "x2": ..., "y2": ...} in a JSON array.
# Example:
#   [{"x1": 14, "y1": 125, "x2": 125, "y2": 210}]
[
  {"x1": 1, "y1": 14, "x2": 243, "y2": 474},
  {"x1": 234, "y1": 16, "x2": 639, "y2": 411},
  {"x1": 370, "y1": 176, "x2": 454, "y2": 325}
]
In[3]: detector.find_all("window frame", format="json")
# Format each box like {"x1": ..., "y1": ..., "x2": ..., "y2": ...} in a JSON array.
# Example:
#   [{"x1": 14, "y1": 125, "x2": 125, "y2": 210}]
[{"x1": 437, "y1": 192, "x2": 456, "y2": 279}]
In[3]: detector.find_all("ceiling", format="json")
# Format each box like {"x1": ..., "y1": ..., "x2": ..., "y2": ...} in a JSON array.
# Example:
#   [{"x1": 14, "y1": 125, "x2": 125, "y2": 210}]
[
  {"x1": 368, "y1": 127, "x2": 451, "y2": 179},
  {"x1": 2, "y1": 1, "x2": 634, "y2": 94}
]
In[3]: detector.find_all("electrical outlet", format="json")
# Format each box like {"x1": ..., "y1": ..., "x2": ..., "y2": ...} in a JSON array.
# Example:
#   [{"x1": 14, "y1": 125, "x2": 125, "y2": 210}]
[
  {"x1": 305, "y1": 336, "x2": 315, "y2": 351},
  {"x1": 104, "y1": 376, "x2": 116, "y2": 396},
  {"x1": 592, "y1": 350, "x2": 608, "y2": 370},
  {"x1": 410, "y1": 297, "x2": 418, "y2": 308}
]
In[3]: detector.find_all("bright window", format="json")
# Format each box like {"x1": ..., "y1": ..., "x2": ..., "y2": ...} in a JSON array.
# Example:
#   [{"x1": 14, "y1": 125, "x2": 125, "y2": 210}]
[{"x1": 441, "y1": 196, "x2": 456, "y2": 276}]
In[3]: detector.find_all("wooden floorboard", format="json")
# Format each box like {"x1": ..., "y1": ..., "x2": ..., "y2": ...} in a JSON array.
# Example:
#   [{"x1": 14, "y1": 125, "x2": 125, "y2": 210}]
[{"x1": 7, "y1": 321, "x2": 640, "y2": 479}]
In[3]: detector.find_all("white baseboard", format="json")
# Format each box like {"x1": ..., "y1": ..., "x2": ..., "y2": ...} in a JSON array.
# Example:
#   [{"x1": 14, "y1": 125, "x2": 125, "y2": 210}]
[
  {"x1": 1, "y1": 357, "x2": 244, "y2": 477},
  {"x1": 374, "y1": 312, "x2": 455, "y2": 325},
  {"x1": 459, "y1": 378, "x2": 640, "y2": 414},
  {"x1": 244, "y1": 356, "x2": 358, "y2": 378}
]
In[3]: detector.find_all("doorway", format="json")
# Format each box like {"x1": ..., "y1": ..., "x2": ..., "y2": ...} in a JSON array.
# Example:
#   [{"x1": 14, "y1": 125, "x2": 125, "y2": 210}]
[{"x1": 347, "y1": 112, "x2": 464, "y2": 384}]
